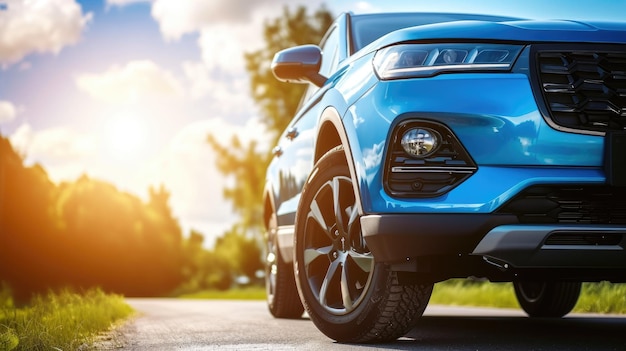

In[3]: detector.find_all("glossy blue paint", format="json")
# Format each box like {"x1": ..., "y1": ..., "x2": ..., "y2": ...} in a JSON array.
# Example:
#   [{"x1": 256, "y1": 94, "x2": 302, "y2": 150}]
[
  {"x1": 266, "y1": 11, "x2": 626, "y2": 230},
  {"x1": 352, "y1": 72, "x2": 604, "y2": 164},
  {"x1": 264, "y1": 12, "x2": 626, "y2": 320},
  {"x1": 359, "y1": 20, "x2": 626, "y2": 57},
  {"x1": 345, "y1": 67, "x2": 606, "y2": 213},
  {"x1": 366, "y1": 166, "x2": 605, "y2": 214}
]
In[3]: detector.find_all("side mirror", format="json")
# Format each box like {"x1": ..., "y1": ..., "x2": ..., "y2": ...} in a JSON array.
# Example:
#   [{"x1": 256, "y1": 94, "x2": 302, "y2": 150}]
[{"x1": 271, "y1": 45, "x2": 327, "y2": 87}]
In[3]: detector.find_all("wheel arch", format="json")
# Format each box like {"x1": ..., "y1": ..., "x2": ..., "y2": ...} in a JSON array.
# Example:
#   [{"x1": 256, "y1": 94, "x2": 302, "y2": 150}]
[
  {"x1": 315, "y1": 107, "x2": 365, "y2": 215},
  {"x1": 262, "y1": 182, "x2": 276, "y2": 232}
]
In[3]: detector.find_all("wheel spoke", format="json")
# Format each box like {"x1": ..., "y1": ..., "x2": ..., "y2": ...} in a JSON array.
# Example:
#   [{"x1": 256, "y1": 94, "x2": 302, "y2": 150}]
[
  {"x1": 340, "y1": 258, "x2": 353, "y2": 311},
  {"x1": 300, "y1": 153, "x2": 377, "y2": 317},
  {"x1": 331, "y1": 177, "x2": 345, "y2": 232},
  {"x1": 347, "y1": 250, "x2": 374, "y2": 273},
  {"x1": 303, "y1": 245, "x2": 333, "y2": 266},
  {"x1": 345, "y1": 204, "x2": 367, "y2": 250},
  {"x1": 309, "y1": 199, "x2": 333, "y2": 240},
  {"x1": 319, "y1": 259, "x2": 341, "y2": 307},
  {"x1": 346, "y1": 204, "x2": 359, "y2": 229}
]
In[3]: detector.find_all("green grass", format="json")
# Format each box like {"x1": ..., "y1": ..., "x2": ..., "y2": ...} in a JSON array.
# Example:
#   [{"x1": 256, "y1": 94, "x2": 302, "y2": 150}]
[
  {"x1": 575, "y1": 281, "x2": 626, "y2": 314},
  {"x1": 179, "y1": 286, "x2": 267, "y2": 300},
  {"x1": 180, "y1": 281, "x2": 626, "y2": 315},
  {"x1": 0, "y1": 287, "x2": 133, "y2": 351},
  {"x1": 430, "y1": 280, "x2": 520, "y2": 309},
  {"x1": 430, "y1": 280, "x2": 626, "y2": 314}
]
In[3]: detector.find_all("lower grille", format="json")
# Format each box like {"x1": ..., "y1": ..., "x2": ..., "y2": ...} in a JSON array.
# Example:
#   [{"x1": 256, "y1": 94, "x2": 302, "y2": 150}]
[
  {"x1": 498, "y1": 185, "x2": 626, "y2": 224},
  {"x1": 544, "y1": 232, "x2": 623, "y2": 246}
]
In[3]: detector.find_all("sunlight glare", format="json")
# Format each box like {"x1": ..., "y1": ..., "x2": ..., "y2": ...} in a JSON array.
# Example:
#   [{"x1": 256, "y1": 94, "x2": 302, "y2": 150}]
[{"x1": 103, "y1": 114, "x2": 149, "y2": 163}]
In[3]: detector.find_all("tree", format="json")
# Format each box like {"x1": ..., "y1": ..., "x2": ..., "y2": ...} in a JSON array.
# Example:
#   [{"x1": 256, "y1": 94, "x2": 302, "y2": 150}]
[
  {"x1": 206, "y1": 136, "x2": 268, "y2": 235},
  {"x1": 245, "y1": 5, "x2": 334, "y2": 140},
  {"x1": 213, "y1": 227, "x2": 263, "y2": 283},
  {"x1": 0, "y1": 136, "x2": 188, "y2": 299},
  {"x1": 207, "y1": 5, "x2": 334, "y2": 236}
]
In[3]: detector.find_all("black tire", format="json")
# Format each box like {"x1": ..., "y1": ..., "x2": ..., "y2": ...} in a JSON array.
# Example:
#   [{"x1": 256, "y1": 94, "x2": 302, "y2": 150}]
[
  {"x1": 266, "y1": 211, "x2": 304, "y2": 318},
  {"x1": 293, "y1": 146, "x2": 433, "y2": 343},
  {"x1": 513, "y1": 281, "x2": 582, "y2": 318}
]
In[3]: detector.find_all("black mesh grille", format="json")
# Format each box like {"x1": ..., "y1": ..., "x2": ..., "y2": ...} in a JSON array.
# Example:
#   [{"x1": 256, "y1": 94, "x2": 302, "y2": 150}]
[
  {"x1": 533, "y1": 44, "x2": 626, "y2": 133},
  {"x1": 497, "y1": 185, "x2": 626, "y2": 224},
  {"x1": 384, "y1": 120, "x2": 477, "y2": 198}
]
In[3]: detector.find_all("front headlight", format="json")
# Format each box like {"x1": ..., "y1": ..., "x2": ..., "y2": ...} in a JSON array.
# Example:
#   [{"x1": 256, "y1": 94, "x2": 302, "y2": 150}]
[{"x1": 373, "y1": 43, "x2": 523, "y2": 79}]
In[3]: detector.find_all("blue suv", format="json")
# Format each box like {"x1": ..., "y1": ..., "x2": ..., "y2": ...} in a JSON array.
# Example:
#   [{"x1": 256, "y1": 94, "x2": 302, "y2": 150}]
[{"x1": 262, "y1": 12, "x2": 626, "y2": 342}]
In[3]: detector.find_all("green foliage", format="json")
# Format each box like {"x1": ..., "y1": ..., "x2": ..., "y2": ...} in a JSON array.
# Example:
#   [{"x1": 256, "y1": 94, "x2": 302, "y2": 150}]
[
  {"x1": 431, "y1": 279, "x2": 626, "y2": 314},
  {"x1": 0, "y1": 8, "x2": 337, "y2": 301},
  {"x1": 206, "y1": 136, "x2": 269, "y2": 235},
  {"x1": 431, "y1": 280, "x2": 519, "y2": 308},
  {"x1": 0, "y1": 136, "x2": 185, "y2": 299},
  {"x1": 176, "y1": 240, "x2": 234, "y2": 294},
  {"x1": 577, "y1": 282, "x2": 626, "y2": 314},
  {"x1": 204, "y1": 6, "x2": 334, "y2": 285},
  {"x1": 178, "y1": 281, "x2": 626, "y2": 315},
  {"x1": 214, "y1": 228, "x2": 263, "y2": 281},
  {"x1": 179, "y1": 286, "x2": 266, "y2": 300},
  {"x1": 176, "y1": 227, "x2": 263, "y2": 294},
  {"x1": 0, "y1": 287, "x2": 132, "y2": 351},
  {"x1": 245, "y1": 5, "x2": 334, "y2": 140}
]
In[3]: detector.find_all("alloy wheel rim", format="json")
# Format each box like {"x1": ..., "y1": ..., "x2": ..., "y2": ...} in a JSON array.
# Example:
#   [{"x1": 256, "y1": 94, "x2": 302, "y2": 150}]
[
  {"x1": 303, "y1": 175, "x2": 374, "y2": 315},
  {"x1": 266, "y1": 216, "x2": 278, "y2": 304}
]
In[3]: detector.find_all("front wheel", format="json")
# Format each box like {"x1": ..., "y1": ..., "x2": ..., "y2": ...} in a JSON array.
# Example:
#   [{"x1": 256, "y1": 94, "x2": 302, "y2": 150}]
[
  {"x1": 293, "y1": 146, "x2": 433, "y2": 343},
  {"x1": 513, "y1": 281, "x2": 581, "y2": 318}
]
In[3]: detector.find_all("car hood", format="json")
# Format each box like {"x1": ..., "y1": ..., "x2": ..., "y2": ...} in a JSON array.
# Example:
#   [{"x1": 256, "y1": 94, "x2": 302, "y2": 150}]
[{"x1": 368, "y1": 19, "x2": 626, "y2": 51}]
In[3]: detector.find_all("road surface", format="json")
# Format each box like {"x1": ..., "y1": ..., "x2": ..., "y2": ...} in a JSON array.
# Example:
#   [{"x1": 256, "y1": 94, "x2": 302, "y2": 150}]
[{"x1": 97, "y1": 299, "x2": 626, "y2": 350}]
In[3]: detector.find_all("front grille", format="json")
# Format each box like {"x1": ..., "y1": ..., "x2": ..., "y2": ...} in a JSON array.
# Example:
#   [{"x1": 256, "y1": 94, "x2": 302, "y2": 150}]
[
  {"x1": 532, "y1": 44, "x2": 626, "y2": 134},
  {"x1": 498, "y1": 185, "x2": 626, "y2": 224}
]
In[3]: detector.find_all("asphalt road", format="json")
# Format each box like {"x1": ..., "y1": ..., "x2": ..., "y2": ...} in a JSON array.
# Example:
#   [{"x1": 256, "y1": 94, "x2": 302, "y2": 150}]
[{"x1": 98, "y1": 298, "x2": 626, "y2": 350}]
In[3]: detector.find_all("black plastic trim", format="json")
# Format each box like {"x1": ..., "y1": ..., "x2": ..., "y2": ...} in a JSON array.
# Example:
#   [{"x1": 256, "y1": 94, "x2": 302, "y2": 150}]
[
  {"x1": 383, "y1": 116, "x2": 477, "y2": 198},
  {"x1": 361, "y1": 213, "x2": 517, "y2": 263}
]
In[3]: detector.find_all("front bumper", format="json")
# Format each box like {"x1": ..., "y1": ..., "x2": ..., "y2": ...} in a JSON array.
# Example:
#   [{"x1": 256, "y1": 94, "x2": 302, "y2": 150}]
[
  {"x1": 361, "y1": 214, "x2": 626, "y2": 280},
  {"x1": 360, "y1": 213, "x2": 517, "y2": 261},
  {"x1": 473, "y1": 225, "x2": 626, "y2": 269}
]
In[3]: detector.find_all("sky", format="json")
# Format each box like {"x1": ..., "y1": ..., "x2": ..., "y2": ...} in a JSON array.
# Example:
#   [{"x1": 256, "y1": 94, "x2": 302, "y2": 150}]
[{"x1": 1, "y1": 0, "x2": 625, "y2": 246}]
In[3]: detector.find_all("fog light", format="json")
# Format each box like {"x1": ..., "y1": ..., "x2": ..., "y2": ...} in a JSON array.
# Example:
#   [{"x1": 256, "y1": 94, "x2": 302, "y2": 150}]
[{"x1": 400, "y1": 128, "x2": 440, "y2": 158}]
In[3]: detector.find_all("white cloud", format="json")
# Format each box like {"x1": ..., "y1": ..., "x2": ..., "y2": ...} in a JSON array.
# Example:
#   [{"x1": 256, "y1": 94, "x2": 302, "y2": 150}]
[
  {"x1": 9, "y1": 123, "x2": 97, "y2": 161},
  {"x1": 183, "y1": 59, "x2": 248, "y2": 98},
  {"x1": 181, "y1": 59, "x2": 257, "y2": 126},
  {"x1": 142, "y1": 117, "x2": 270, "y2": 244},
  {"x1": 0, "y1": 0, "x2": 92, "y2": 65},
  {"x1": 8, "y1": 124, "x2": 98, "y2": 184},
  {"x1": 0, "y1": 100, "x2": 17, "y2": 123},
  {"x1": 75, "y1": 60, "x2": 184, "y2": 103},
  {"x1": 150, "y1": 0, "x2": 283, "y2": 40},
  {"x1": 197, "y1": 25, "x2": 247, "y2": 74}
]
